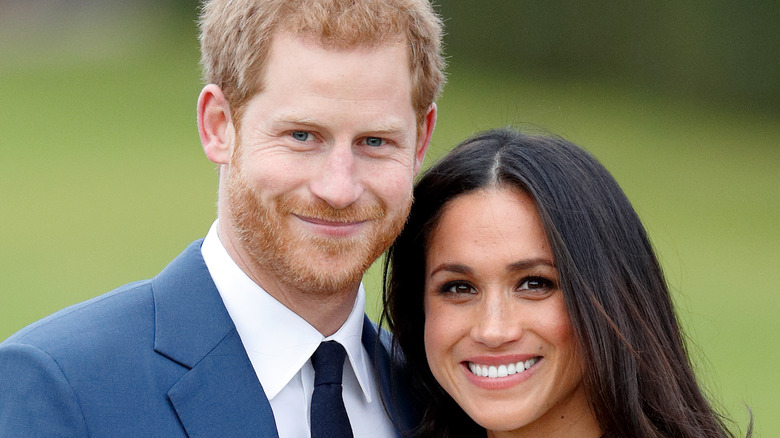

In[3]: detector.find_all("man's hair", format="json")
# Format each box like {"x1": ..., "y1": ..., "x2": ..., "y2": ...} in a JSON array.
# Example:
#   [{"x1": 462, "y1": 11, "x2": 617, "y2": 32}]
[{"x1": 199, "y1": 0, "x2": 445, "y2": 125}]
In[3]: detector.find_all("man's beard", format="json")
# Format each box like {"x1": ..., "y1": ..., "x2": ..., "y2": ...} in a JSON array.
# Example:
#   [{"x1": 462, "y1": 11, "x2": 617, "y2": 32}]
[{"x1": 225, "y1": 153, "x2": 410, "y2": 296}]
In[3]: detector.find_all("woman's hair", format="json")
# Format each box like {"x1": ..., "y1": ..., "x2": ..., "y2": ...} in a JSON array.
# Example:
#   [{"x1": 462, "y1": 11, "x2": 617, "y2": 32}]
[{"x1": 382, "y1": 128, "x2": 746, "y2": 437}]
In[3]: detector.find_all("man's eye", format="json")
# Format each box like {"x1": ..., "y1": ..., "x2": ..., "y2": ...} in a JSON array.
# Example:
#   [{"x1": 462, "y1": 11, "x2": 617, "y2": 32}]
[
  {"x1": 291, "y1": 131, "x2": 313, "y2": 142},
  {"x1": 364, "y1": 137, "x2": 385, "y2": 147}
]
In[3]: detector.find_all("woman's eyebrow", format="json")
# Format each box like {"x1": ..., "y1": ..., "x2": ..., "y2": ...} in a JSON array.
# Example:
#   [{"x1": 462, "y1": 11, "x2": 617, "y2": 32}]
[
  {"x1": 428, "y1": 263, "x2": 472, "y2": 277},
  {"x1": 506, "y1": 259, "x2": 556, "y2": 272}
]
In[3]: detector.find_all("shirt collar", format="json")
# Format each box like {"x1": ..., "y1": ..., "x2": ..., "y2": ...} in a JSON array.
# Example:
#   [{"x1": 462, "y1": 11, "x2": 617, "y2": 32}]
[{"x1": 201, "y1": 221, "x2": 374, "y2": 402}]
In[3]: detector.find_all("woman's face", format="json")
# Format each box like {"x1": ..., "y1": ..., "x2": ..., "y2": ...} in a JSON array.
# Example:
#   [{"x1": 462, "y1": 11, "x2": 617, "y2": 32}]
[{"x1": 423, "y1": 187, "x2": 595, "y2": 436}]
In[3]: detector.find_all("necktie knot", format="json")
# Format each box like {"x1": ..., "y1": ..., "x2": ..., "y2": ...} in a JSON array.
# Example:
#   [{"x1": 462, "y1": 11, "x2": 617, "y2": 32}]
[{"x1": 311, "y1": 341, "x2": 347, "y2": 386}]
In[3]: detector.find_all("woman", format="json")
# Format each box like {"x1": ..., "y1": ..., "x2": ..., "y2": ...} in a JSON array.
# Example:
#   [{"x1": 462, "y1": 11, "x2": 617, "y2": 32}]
[{"x1": 382, "y1": 128, "x2": 747, "y2": 437}]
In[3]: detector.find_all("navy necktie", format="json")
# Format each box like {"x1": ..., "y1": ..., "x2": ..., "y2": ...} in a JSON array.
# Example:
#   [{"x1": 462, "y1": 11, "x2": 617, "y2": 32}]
[{"x1": 310, "y1": 341, "x2": 353, "y2": 438}]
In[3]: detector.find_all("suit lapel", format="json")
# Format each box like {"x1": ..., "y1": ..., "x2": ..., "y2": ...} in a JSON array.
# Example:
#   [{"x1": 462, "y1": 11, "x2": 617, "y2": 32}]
[
  {"x1": 152, "y1": 240, "x2": 278, "y2": 437},
  {"x1": 362, "y1": 317, "x2": 421, "y2": 437},
  {"x1": 151, "y1": 241, "x2": 418, "y2": 437},
  {"x1": 167, "y1": 330, "x2": 278, "y2": 437}
]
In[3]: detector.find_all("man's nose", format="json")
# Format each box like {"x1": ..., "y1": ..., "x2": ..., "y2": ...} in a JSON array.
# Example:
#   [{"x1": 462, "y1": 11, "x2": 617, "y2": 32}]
[{"x1": 309, "y1": 142, "x2": 364, "y2": 209}]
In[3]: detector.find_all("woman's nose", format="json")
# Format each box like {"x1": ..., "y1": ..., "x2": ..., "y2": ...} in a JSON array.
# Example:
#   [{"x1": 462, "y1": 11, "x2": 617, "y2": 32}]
[{"x1": 470, "y1": 295, "x2": 523, "y2": 348}]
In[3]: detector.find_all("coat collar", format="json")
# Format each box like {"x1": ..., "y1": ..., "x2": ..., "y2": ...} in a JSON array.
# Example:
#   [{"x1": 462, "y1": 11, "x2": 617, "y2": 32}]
[
  {"x1": 152, "y1": 240, "x2": 419, "y2": 437},
  {"x1": 152, "y1": 240, "x2": 278, "y2": 437},
  {"x1": 362, "y1": 318, "x2": 422, "y2": 437}
]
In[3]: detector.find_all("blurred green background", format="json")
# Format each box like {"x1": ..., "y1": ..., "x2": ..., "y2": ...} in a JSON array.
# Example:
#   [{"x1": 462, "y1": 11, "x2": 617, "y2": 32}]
[{"x1": 1, "y1": 1, "x2": 776, "y2": 435}]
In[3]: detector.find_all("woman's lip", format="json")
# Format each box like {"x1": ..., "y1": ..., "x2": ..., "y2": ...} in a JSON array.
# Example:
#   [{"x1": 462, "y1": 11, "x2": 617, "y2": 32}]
[
  {"x1": 465, "y1": 354, "x2": 541, "y2": 366},
  {"x1": 461, "y1": 357, "x2": 542, "y2": 389}
]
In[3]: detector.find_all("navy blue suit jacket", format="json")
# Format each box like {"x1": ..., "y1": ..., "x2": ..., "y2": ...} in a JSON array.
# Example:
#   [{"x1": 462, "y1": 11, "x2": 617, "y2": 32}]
[{"x1": 0, "y1": 240, "x2": 418, "y2": 437}]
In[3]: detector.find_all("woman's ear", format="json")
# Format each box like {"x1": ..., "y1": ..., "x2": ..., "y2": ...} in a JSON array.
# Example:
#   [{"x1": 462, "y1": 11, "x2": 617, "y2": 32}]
[{"x1": 197, "y1": 84, "x2": 234, "y2": 164}]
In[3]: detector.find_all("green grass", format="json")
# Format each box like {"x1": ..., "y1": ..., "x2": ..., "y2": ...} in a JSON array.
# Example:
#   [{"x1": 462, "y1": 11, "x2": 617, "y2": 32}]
[{"x1": 1, "y1": 15, "x2": 775, "y2": 436}]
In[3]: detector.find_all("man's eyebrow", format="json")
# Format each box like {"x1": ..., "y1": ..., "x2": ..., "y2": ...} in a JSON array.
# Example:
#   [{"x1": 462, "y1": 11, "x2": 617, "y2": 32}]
[
  {"x1": 273, "y1": 113, "x2": 409, "y2": 134},
  {"x1": 366, "y1": 120, "x2": 409, "y2": 134},
  {"x1": 272, "y1": 113, "x2": 320, "y2": 126}
]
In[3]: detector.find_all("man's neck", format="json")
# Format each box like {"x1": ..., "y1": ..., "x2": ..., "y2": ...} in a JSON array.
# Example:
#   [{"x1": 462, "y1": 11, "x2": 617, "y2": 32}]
[{"x1": 217, "y1": 222, "x2": 360, "y2": 336}]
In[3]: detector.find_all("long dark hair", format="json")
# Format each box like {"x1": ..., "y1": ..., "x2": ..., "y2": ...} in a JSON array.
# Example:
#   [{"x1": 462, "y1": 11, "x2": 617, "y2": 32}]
[{"x1": 382, "y1": 128, "x2": 747, "y2": 437}]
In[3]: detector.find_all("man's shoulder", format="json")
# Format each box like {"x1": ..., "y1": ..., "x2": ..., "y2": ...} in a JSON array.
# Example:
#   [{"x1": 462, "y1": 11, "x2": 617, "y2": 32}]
[
  {"x1": 1, "y1": 279, "x2": 156, "y2": 357},
  {"x1": 0, "y1": 240, "x2": 233, "y2": 436},
  {"x1": 1, "y1": 239, "x2": 209, "y2": 358},
  {"x1": 362, "y1": 316, "x2": 406, "y2": 363}
]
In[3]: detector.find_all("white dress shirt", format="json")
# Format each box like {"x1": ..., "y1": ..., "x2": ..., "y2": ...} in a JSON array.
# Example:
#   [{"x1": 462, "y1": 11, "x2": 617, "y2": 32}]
[{"x1": 201, "y1": 221, "x2": 397, "y2": 437}]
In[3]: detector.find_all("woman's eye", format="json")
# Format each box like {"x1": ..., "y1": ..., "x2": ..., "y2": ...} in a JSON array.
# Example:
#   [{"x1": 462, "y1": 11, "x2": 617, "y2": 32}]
[
  {"x1": 291, "y1": 131, "x2": 313, "y2": 142},
  {"x1": 518, "y1": 277, "x2": 553, "y2": 292},
  {"x1": 442, "y1": 282, "x2": 475, "y2": 295},
  {"x1": 364, "y1": 137, "x2": 385, "y2": 147}
]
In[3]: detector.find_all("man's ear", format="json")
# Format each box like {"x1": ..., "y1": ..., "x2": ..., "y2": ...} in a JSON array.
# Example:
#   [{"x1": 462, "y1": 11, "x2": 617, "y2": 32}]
[
  {"x1": 414, "y1": 103, "x2": 437, "y2": 175},
  {"x1": 197, "y1": 84, "x2": 234, "y2": 165}
]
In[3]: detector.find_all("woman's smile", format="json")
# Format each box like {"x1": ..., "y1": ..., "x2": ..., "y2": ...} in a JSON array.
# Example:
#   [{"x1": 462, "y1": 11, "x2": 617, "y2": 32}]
[{"x1": 466, "y1": 356, "x2": 540, "y2": 379}]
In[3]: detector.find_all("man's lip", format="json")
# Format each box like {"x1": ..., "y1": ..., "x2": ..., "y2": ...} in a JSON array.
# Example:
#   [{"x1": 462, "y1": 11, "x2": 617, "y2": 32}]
[
  {"x1": 293, "y1": 214, "x2": 369, "y2": 237},
  {"x1": 293, "y1": 214, "x2": 366, "y2": 227}
]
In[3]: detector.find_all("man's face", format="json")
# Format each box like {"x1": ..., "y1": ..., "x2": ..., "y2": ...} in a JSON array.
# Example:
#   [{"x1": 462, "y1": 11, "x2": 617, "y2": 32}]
[{"x1": 222, "y1": 32, "x2": 431, "y2": 296}]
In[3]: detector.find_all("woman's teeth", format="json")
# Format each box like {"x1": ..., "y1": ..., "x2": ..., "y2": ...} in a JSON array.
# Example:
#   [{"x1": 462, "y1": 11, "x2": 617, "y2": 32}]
[{"x1": 468, "y1": 357, "x2": 540, "y2": 378}]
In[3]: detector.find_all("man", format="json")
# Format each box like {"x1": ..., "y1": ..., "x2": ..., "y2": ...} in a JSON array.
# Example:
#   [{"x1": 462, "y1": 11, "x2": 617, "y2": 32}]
[{"x1": 0, "y1": 0, "x2": 444, "y2": 436}]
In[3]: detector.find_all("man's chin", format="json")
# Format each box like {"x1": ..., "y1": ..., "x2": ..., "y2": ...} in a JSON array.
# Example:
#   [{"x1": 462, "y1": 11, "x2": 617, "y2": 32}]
[
  {"x1": 274, "y1": 239, "x2": 380, "y2": 293},
  {"x1": 277, "y1": 263, "x2": 365, "y2": 296}
]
